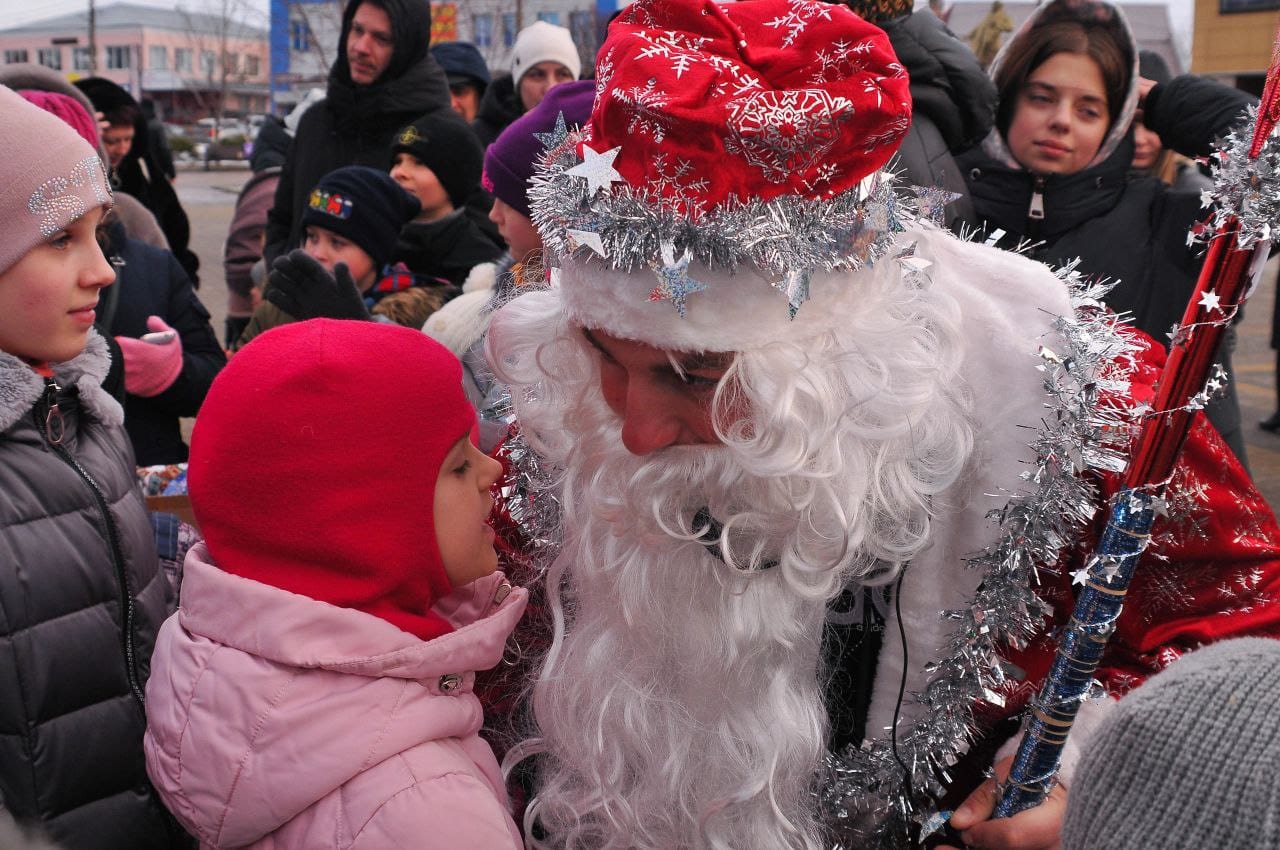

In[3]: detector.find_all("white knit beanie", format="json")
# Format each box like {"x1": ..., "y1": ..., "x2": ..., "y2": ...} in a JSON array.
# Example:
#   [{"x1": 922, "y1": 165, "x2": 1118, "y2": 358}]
[
  {"x1": 511, "y1": 21, "x2": 581, "y2": 85},
  {"x1": 0, "y1": 84, "x2": 111, "y2": 276},
  {"x1": 1061, "y1": 638, "x2": 1280, "y2": 850}
]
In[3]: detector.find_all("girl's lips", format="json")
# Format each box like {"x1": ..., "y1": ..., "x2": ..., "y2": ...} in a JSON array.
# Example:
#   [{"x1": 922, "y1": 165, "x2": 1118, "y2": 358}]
[
  {"x1": 68, "y1": 304, "x2": 98, "y2": 324},
  {"x1": 1035, "y1": 140, "x2": 1070, "y2": 155}
]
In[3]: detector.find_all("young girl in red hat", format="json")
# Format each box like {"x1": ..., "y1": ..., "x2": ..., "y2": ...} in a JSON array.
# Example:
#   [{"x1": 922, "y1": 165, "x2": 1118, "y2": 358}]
[{"x1": 143, "y1": 319, "x2": 527, "y2": 849}]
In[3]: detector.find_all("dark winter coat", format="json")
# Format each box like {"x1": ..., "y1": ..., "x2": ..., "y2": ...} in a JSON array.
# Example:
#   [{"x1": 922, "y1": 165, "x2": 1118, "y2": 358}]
[
  {"x1": 880, "y1": 10, "x2": 996, "y2": 227},
  {"x1": 395, "y1": 209, "x2": 505, "y2": 287},
  {"x1": 472, "y1": 74, "x2": 523, "y2": 148},
  {"x1": 264, "y1": 0, "x2": 451, "y2": 262},
  {"x1": 98, "y1": 222, "x2": 225, "y2": 465},
  {"x1": 955, "y1": 20, "x2": 1255, "y2": 464},
  {"x1": 0, "y1": 331, "x2": 177, "y2": 849}
]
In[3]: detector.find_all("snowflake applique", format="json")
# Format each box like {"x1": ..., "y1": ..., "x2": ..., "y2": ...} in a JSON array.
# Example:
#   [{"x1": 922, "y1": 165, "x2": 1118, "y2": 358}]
[
  {"x1": 611, "y1": 78, "x2": 673, "y2": 143},
  {"x1": 801, "y1": 162, "x2": 840, "y2": 194},
  {"x1": 633, "y1": 29, "x2": 712, "y2": 67},
  {"x1": 706, "y1": 54, "x2": 764, "y2": 99},
  {"x1": 1134, "y1": 567, "x2": 1197, "y2": 625},
  {"x1": 1156, "y1": 646, "x2": 1183, "y2": 669},
  {"x1": 808, "y1": 38, "x2": 875, "y2": 85},
  {"x1": 859, "y1": 112, "x2": 910, "y2": 154},
  {"x1": 1108, "y1": 671, "x2": 1141, "y2": 695},
  {"x1": 595, "y1": 49, "x2": 617, "y2": 100},
  {"x1": 642, "y1": 153, "x2": 710, "y2": 218},
  {"x1": 725, "y1": 89, "x2": 855, "y2": 183},
  {"x1": 764, "y1": 0, "x2": 834, "y2": 48}
]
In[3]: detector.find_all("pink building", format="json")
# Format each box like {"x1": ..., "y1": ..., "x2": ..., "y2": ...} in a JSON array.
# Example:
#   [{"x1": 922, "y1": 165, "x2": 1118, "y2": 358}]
[{"x1": 0, "y1": 2, "x2": 269, "y2": 122}]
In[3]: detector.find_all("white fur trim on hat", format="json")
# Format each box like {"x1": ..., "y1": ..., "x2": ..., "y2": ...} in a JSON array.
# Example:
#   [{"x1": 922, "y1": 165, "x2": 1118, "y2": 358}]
[{"x1": 511, "y1": 21, "x2": 582, "y2": 84}]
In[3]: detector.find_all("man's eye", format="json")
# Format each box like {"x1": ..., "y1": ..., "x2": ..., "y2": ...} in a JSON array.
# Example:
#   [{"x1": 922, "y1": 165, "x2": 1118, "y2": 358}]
[{"x1": 453, "y1": 460, "x2": 472, "y2": 475}]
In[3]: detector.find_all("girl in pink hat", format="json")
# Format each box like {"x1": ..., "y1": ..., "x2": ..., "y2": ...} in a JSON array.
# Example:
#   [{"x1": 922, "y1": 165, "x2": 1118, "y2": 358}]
[{"x1": 0, "y1": 84, "x2": 180, "y2": 848}]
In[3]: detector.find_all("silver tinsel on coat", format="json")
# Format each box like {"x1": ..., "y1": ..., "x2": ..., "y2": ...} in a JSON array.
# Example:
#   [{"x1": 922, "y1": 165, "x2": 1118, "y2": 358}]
[{"x1": 818, "y1": 270, "x2": 1143, "y2": 848}]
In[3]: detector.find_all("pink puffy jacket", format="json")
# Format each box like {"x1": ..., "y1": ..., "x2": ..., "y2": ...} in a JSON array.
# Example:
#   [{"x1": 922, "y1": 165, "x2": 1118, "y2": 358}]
[{"x1": 144, "y1": 543, "x2": 528, "y2": 849}]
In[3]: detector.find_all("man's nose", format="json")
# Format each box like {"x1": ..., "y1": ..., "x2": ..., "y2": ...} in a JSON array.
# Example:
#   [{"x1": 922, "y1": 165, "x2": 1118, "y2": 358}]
[{"x1": 618, "y1": 388, "x2": 683, "y2": 456}]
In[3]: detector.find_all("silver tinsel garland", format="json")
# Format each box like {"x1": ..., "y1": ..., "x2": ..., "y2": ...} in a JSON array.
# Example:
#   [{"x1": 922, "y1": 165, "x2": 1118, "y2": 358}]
[
  {"x1": 527, "y1": 129, "x2": 905, "y2": 316},
  {"x1": 1196, "y1": 104, "x2": 1280, "y2": 249},
  {"x1": 818, "y1": 269, "x2": 1143, "y2": 848}
]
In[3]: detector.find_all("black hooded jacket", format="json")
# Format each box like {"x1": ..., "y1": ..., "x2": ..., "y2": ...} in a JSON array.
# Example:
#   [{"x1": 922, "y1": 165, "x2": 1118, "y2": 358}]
[
  {"x1": 264, "y1": 0, "x2": 451, "y2": 262},
  {"x1": 395, "y1": 209, "x2": 504, "y2": 287}
]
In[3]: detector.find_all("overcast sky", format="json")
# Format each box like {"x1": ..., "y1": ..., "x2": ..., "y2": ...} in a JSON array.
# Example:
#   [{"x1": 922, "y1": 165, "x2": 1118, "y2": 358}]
[{"x1": 3, "y1": 0, "x2": 1195, "y2": 56}]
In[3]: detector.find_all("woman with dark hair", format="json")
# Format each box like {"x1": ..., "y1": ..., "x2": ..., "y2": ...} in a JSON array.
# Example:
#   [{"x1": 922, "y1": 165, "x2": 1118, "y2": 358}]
[{"x1": 954, "y1": 0, "x2": 1254, "y2": 469}]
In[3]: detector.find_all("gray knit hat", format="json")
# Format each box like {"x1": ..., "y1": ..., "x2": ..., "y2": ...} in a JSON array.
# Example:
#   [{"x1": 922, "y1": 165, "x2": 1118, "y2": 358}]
[{"x1": 1062, "y1": 638, "x2": 1280, "y2": 850}]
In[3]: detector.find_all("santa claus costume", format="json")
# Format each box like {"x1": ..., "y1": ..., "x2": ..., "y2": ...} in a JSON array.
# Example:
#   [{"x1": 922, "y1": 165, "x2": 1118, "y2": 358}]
[{"x1": 485, "y1": 0, "x2": 1280, "y2": 847}]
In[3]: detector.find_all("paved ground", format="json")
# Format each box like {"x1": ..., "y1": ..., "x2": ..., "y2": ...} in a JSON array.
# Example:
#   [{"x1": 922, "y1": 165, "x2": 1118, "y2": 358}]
[{"x1": 173, "y1": 164, "x2": 1280, "y2": 509}]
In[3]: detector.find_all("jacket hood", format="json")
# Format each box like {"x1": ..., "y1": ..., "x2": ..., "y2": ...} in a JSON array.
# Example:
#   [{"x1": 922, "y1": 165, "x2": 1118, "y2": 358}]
[
  {"x1": 980, "y1": 0, "x2": 1139, "y2": 172},
  {"x1": 146, "y1": 545, "x2": 528, "y2": 847},
  {"x1": 0, "y1": 329, "x2": 122, "y2": 433},
  {"x1": 326, "y1": 0, "x2": 451, "y2": 131},
  {"x1": 395, "y1": 210, "x2": 504, "y2": 285},
  {"x1": 74, "y1": 76, "x2": 154, "y2": 167}
]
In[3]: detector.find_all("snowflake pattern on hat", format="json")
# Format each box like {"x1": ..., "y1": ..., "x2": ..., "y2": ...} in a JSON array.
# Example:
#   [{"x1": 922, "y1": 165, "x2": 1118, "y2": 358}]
[{"x1": 530, "y1": 0, "x2": 914, "y2": 321}]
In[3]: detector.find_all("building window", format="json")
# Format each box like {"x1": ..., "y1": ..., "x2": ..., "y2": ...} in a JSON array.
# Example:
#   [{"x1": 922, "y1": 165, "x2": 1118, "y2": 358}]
[
  {"x1": 290, "y1": 18, "x2": 311, "y2": 52},
  {"x1": 245, "y1": 53, "x2": 260, "y2": 76},
  {"x1": 536, "y1": 11, "x2": 561, "y2": 25},
  {"x1": 73, "y1": 46, "x2": 92, "y2": 70},
  {"x1": 3, "y1": 49, "x2": 29, "y2": 64},
  {"x1": 149, "y1": 45, "x2": 168, "y2": 70},
  {"x1": 175, "y1": 47, "x2": 192, "y2": 72},
  {"x1": 106, "y1": 45, "x2": 131, "y2": 69},
  {"x1": 224, "y1": 51, "x2": 238, "y2": 73},
  {"x1": 200, "y1": 50, "x2": 216, "y2": 76},
  {"x1": 502, "y1": 13, "x2": 516, "y2": 47},
  {"x1": 472, "y1": 13, "x2": 493, "y2": 47},
  {"x1": 37, "y1": 47, "x2": 61, "y2": 69}
]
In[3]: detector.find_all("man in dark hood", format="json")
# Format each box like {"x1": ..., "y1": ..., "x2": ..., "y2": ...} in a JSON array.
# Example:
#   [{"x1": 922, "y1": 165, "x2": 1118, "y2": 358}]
[{"x1": 264, "y1": 0, "x2": 452, "y2": 263}]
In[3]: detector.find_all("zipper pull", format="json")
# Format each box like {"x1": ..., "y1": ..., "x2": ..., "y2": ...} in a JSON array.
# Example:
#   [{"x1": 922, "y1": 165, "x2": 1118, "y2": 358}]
[
  {"x1": 42, "y1": 378, "x2": 65, "y2": 445},
  {"x1": 1028, "y1": 176, "x2": 1046, "y2": 221}
]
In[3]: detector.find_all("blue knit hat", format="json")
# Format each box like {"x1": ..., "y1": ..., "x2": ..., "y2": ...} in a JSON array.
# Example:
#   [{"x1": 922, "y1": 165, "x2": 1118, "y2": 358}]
[{"x1": 300, "y1": 166, "x2": 420, "y2": 268}]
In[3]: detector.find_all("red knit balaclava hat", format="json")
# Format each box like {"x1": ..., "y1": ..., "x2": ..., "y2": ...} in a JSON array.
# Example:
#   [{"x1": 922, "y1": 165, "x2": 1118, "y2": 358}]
[
  {"x1": 188, "y1": 319, "x2": 476, "y2": 641},
  {"x1": 529, "y1": 0, "x2": 913, "y2": 350}
]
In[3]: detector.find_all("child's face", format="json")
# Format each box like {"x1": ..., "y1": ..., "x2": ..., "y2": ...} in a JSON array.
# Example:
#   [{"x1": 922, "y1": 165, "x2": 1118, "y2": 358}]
[
  {"x1": 488, "y1": 197, "x2": 543, "y2": 261},
  {"x1": 433, "y1": 433, "x2": 503, "y2": 587},
  {"x1": 303, "y1": 226, "x2": 377, "y2": 292},
  {"x1": 0, "y1": 205, "x2": 115, "y2": 363},
  {"x1": 390, "y1": 152, "x2": 453, "y2": 221}
]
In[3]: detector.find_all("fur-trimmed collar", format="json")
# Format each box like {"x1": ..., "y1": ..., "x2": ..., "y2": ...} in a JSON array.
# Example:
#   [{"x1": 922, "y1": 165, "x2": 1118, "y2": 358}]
[{"x1": 0, "y1": 329, "x2": 123, "y2": 433}]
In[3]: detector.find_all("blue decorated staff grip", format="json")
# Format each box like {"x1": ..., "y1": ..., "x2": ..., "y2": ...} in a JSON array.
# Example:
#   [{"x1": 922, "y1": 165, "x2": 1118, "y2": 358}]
[{"x1": 993, "y1": 489, "x2": 1155, "y2": 819}]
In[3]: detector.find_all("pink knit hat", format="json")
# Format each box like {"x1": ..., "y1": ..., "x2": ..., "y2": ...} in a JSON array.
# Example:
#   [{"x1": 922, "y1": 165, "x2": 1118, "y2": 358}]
[
  {"x1": 18, "y1": 89, "x2": 101, "y2": 150},
  {"x1": 0, "y1": 84, "x2": 112, "y2": 276}
]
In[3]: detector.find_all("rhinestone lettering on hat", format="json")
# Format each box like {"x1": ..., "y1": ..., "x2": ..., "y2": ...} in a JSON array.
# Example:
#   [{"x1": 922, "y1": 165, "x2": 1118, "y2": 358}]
[
  {"x1": 28, "y1": 155, "x2": 111, "y2": 237},
  {"x1": 725, "y1": 90, "x2": 856, "y2": 184}
]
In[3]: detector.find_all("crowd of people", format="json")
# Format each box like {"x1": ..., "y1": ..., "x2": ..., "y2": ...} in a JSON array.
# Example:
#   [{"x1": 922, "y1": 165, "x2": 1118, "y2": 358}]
[{"x1": 2, "y1": 0, "x2": 1280, "y2": 848}]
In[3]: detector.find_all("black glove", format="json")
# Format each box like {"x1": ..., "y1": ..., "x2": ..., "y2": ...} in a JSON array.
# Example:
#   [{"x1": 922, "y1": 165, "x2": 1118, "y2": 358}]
[{"x1": 264, "y1": 249, "x2": 371, "y2": 321}]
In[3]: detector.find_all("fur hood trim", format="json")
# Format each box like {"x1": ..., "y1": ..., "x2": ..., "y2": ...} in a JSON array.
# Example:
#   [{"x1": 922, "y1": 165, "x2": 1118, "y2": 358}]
[{"x1": 0, "y1": 329, "x2": 123, "y2": 433}]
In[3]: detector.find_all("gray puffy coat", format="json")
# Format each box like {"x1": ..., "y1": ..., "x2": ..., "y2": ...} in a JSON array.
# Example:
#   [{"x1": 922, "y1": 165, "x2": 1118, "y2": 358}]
[{"x1": 0, "y1": 330, "x2": 179, "y2": 848}]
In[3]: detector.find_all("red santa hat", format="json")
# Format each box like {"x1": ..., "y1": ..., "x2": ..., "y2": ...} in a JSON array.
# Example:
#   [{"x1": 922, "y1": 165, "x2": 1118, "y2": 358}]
[{"x1": 530, "y1": 0, "x2": 913, "y2": 350}]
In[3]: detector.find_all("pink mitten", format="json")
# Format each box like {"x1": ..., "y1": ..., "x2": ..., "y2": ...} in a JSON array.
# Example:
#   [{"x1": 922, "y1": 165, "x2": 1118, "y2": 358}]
[{"x1": 116, "y1": 316, "x2": 184, "y2": 397}]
